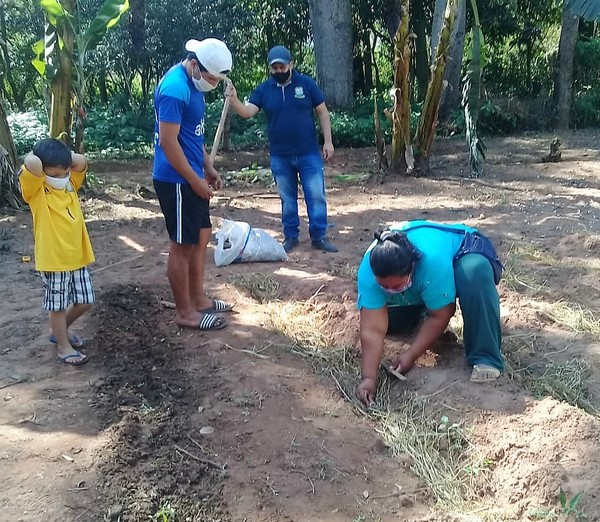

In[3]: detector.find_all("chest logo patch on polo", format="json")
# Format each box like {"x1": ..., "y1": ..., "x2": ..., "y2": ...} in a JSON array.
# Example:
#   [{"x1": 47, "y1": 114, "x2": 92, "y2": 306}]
[{"x1": 294, "y1": 87, "x2": 305, "y2": 99}]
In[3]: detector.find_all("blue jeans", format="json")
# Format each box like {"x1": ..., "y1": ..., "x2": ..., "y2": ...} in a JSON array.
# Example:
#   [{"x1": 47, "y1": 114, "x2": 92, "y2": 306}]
[{"x1": 270, "y1": 152, "x2": 329, "y2": 241}]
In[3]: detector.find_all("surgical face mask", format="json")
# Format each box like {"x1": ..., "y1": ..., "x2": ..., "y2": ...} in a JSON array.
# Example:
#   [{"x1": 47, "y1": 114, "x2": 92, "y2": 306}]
[
  {"x1": 272, "y1": 70, "x2": 291, "y2": 84},
  {"x1": 45, "y1": 173, "x2": 71, "y2": 190},
  {"x1": 378, "y1": 272, "x2": 413, "y2": 295},
  {"x1": 192, "y1": 66, "x2": 217, "y2": 92}
]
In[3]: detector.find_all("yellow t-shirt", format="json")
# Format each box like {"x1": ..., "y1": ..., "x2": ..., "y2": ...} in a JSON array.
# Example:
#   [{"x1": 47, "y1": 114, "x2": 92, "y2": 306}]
[{"x1": 20, "y1": 167, "x2": 95, "y2": 272}]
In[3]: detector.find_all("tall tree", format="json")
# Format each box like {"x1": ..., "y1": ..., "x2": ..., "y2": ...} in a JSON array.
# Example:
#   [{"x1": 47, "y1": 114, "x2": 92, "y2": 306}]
[
  {"x1": 0, "y1": 98, "x2": 23, "y2": 209},
  {"x1": 555, "y1": 4, "x2": 579, "y2": 129},
  {"x1": 439, "y1": 0, "x2": 466, "y2": 120},
  {"x1": 430, "y1": 0, "x2": 447, "y2": 65},
  {"x1": 308, "y1": 0, "x2": 354, "y2": 108},
  {"x1": 412, "y1": 0, "x2": 429, "y2": 101}
]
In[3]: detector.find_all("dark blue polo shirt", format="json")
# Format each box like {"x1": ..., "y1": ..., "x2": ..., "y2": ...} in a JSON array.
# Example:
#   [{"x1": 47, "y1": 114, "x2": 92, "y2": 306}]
[{"x1": 249, "y1": 70, "x2": 325, "y2": 155}]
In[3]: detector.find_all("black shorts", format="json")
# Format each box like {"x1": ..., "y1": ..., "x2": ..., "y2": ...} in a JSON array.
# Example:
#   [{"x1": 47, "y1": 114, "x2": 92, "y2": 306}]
[{"x1": 153, "y1": 179, "x2": 211, "y2": 245}]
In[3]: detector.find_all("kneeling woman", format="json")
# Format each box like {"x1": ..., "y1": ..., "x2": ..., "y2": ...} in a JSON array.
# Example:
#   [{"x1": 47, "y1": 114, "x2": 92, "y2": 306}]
[{"x1": 355, "y1": 220, "x2": 504, "y2": 406}]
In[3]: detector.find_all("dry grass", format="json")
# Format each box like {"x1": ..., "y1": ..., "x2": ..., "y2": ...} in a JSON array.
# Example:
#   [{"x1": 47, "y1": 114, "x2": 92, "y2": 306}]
[
  {"x1": 325, "y1": 261, "x2": 358, "y2": 281},
  {"x1": 229, "y1": 272, "x2": 280, "y2": 303},
  {"x1": 266, "y1": 297, "x2": 484, "y2": 509},
  {"x1": 533, "y1": 301, "x2": 600, "y2": 337},
  {"x1": 503, "y1": 334, "x2": 599, "y2": 418},
  {"x1": 532, "y1": 359, "x2": 598, "y2": 417},
  {"x1": 265, "y1": 298, "x2": 352, "y2": 367},
  {"x1": 502, "y1": 251, "x2": 546, "y2": 293}
]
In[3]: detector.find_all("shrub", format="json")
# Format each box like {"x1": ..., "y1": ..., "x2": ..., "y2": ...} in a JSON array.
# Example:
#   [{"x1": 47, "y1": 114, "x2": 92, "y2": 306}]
[{"x1": 7, "y1": 110, "x2": 48, "y2": 156}]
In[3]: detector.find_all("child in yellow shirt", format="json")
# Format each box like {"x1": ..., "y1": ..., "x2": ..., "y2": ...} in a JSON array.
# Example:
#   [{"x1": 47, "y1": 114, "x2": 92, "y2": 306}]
[{"x1": 20, "y1": 138, "x2": 95, "y2": 366}]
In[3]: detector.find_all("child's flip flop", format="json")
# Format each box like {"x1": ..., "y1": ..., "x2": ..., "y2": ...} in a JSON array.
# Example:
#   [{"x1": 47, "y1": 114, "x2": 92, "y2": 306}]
[
  {"x1": 58, "y1": 350, "x2": 89, "y2": 366},
  {"x1": 49, "y1": 334, "x2": 87, "y2": 348},
  {"x1": 199, "y1": 299, "x2": 233, "y2": 314}
]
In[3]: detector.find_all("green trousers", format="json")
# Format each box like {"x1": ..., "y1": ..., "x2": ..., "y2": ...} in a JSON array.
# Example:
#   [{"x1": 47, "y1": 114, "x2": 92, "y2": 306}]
[{"x1": 387, "y1": 253, "x2": 503, "y2": 371}]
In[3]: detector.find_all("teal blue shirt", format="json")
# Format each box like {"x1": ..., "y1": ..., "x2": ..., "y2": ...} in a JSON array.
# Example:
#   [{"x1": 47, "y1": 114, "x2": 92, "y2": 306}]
[{"x1": 357, "y1": 221, "x2": 476, "y2": 311}]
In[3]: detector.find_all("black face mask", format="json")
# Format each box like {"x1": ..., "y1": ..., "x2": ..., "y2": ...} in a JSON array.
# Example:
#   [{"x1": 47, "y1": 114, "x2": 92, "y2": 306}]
[{"x1": 272, "y1": 70, "x2": 291, "y2": 84}]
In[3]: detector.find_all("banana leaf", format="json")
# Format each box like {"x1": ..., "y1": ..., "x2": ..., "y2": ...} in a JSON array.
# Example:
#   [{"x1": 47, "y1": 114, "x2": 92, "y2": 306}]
[
  {"x1": 462, "y1": 0, "x2": 485, "y2": 177},
  {"x1": 413, "y1": 0, "x2": 457, "y2": 172}
]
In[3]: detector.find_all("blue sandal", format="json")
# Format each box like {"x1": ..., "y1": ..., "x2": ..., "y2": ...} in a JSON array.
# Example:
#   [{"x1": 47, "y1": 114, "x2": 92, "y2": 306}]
[{"x1": 49, "y1": 334, "x2": 87, "y2": 348}]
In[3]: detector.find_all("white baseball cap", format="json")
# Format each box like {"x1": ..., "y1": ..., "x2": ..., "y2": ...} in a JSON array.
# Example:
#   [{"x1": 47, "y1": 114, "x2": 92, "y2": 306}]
[{"x1": 185, "y1": 38, "x2": 232, "y2": 79}]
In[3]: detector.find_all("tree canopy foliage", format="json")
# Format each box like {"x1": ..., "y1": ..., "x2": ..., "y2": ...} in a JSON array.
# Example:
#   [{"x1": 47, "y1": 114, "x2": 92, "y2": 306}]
[{"x1": 0, "y1": 0, "x2": 599, "y2": 157}]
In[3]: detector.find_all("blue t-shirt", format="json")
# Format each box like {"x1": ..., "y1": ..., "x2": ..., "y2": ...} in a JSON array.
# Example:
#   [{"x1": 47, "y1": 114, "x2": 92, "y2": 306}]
[
  {"x1": 152, "y1": 64, "x2": 206, "y2": 184},
  {"x1": 249, "y1": 71, "x2": 325, "y2": 155},
  {"x1": 357, "y1": 221, "x2": 477, "y2": 311}
]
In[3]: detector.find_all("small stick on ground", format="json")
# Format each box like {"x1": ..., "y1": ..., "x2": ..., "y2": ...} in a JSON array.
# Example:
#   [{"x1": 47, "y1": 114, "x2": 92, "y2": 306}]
[
  {"x1": 91, "y1": 254, "x2": 144, "y2": 274},
  {"x1": 290, "y1": 469, "x2": 315, "y2": 495},
  {"x1": 0, "y1": 379, "x2": 23, "y2": 390},
  {"x1": 74, "y1": 508, "x2": 91, "y2": 521},
  {"x1": 159, "y1": 300, "x2": 176, "y2": 309},
  {"x1": 174, "y1": 444, "x2": 224, "y2": 470},
  {"x1": 223, "y1": 343, "x2": 270, "y2": 359},
  {"x1": 187, "y1": 435, "x2": 209, "y2": 455}
]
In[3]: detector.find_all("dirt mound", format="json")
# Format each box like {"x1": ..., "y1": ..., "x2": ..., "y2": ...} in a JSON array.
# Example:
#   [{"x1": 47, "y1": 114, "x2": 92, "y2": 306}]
[
  {"x1": 477, "y1": 398, "x2": 600, "y2": 519},
  {"x1": 91, "y1": 285, "x2": 228, "y2": 521}
]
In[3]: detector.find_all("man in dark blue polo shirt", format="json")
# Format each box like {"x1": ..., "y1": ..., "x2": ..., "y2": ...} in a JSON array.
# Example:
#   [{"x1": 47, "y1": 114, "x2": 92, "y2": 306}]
[{"x1": 228, "y1": 45, "x2": 337, "y2": 253}]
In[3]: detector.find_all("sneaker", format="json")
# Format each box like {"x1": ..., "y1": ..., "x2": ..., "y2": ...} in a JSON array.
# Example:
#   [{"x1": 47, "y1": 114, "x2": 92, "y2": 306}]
[
  {"x1": 311, "y1": 238, "x2": 338, "y2": 253},
  {"x1": 282, "y1": 237, "x2": 299, "y2": 253}
]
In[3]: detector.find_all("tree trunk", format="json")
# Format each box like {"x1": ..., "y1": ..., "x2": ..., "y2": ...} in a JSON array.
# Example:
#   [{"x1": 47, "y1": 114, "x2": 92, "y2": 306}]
[
  {"x1": 98, "y1": 71, "x2": 109, "y2": 104},
  {"x1": 308, "y1": 0, "x2": 353, "y2": 108},
  {"x1": 0, "y1": 98, "x2": 24, "y2": 209},
  {"x1": 412, "y1": 0, "x2": 429, "y2": 101},
  {"x1": 414, "y1": 0, "x2": 458, "y2": 174},
  {"x1": 439, "y1": 0, "x2": 466, "y2": 120},
  {"x1": 390, "y1": 0, "x2": 413, "y2": 174},
  {"x1": 385, "y1": 2, "x2": 402, "y2": 40},
  {"x1": 0, "y1": 14, "x2": 25, "y2": 111},
  {"x1": 555, "y1": 6, "x2": 579, "y2": 129},
  {"x1": 129, "y1": 0, "x2": 145, "y2": 59},
  {"x1": 430, "y1": 0, "x2": 448, "y2": 66},
  {"x1": 48, "y1": 0, "x2": 75, "y2": 141},
  {"x1": 364, "y1": 35, "x2": 374, "y2": 93}
]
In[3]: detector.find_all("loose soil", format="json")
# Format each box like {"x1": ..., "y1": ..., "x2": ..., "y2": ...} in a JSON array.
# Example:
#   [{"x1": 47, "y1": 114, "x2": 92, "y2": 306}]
[{"x1": 1, "y1": 131, "x2": 600, "y2": 521}]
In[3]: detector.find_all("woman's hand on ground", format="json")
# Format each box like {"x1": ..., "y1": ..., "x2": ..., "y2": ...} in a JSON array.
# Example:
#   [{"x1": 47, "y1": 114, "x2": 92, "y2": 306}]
[
  {"x1": 392, "y1": 348, "x2": 416, "y2": 375},
  {"x1": 356, "y1": 377, "x2": 377, "y2": 406}
]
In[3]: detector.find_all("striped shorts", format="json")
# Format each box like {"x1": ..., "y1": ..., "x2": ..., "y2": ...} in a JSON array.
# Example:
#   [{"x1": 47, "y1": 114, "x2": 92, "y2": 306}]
[{"x1": 40, "y1": 267, "x2": 95, "y2": 312}]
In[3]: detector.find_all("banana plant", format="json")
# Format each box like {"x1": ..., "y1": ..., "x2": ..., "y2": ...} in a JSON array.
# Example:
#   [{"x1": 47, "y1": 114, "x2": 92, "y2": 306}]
[
  {"x1": 377, "y1": 0, "x2": 457, "y2": 176},
  {"x1": 413, "y1": 0, "x2": 457, "y2": 174},
  {"x1": 462, "y1": 0, "x2": 485, "y2": 177},
  {"x1": 32, "y1": 0, "x2": 129, "y2": 147},
  {"x1": 389, "y1": 0, "x2": 414, "y2": 173}
]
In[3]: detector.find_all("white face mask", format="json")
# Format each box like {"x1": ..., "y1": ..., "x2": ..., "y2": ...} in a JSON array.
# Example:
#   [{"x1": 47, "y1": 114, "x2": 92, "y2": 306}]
[
  {"x1": 45, "y1": 174, "x2": 71, "y2": 190},
  {"x1": 192, "y1": 67, "x2": 217, "y2": 92}
]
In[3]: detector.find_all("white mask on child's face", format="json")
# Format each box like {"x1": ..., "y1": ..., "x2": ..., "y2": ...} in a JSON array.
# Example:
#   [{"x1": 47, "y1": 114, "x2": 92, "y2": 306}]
[{"x1": 45, "y1": 174, "x2": 71, "y2": 190}]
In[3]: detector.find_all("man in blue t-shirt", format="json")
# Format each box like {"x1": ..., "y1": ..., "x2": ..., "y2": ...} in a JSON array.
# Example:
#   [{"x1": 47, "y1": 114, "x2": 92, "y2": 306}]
[
  {"x1": 153, "y1": 38, "x2": 234, "y2": 332},
  {"x1": 227, "y1": 45, "x2": 337, "y2": 253}
]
